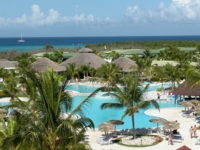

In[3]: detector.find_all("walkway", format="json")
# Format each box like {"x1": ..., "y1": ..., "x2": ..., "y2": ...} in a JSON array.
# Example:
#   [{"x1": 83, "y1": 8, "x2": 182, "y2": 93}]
[{"x1": 86, "y1": 107, "x2": 200, "y2": 150}]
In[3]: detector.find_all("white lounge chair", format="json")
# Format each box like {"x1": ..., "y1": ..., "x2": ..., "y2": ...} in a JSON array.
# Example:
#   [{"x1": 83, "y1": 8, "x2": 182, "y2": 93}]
[
  {"x1": 97, "y1": 138, "x2": 113, "y2": 145},
  {"x1": 195, "y1": 139, "x2": 200, "y2": 145},
  {"x1": 172, "y1": 134, "x2": 184, "y2": 143}
]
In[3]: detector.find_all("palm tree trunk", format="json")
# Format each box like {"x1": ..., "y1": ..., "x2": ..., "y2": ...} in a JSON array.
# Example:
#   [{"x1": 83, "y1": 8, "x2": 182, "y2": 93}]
[{"x1": 131, "y1": 115, "x2": 136, "y2": 139}]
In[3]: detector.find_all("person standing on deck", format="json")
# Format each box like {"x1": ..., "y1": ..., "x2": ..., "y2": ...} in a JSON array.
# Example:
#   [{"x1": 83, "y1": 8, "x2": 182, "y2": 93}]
[{"x1": 189, "y1": 126, "x2": 194, "y2": 138}]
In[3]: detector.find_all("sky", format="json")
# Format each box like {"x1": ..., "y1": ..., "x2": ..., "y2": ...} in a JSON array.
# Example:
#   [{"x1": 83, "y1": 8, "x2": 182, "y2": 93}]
[{"x1": 0, "y1": 0, "x2": 200, "y2": 37}]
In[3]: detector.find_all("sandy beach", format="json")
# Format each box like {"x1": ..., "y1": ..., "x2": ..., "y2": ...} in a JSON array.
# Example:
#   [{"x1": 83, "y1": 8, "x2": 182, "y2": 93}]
[{"x1": 85, "y1": 107, "x2": 200, "y2": 150}]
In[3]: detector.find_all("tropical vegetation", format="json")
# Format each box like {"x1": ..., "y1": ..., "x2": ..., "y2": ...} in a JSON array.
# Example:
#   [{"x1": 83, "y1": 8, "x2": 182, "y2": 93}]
[
  {"x1": 0, "y1": 69, "x2": 94, "y2": 150},
  {"x1": 89, "y1": 74, "x2": 160, "y2": 139},
  {"x1": 0, "y1": 41, "x2": 200, "y2": 149}
]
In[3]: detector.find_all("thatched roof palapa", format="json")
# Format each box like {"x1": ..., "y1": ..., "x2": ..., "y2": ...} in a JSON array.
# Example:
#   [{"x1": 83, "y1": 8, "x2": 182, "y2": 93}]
[
  {"x1": 0, "y1": 60, "x2": 18, "y2": 69},
  {"x1": 31, "y1": 57, "x2": 66, "y2": 72},
  {"x1": 112, "y1": 57, "x2": 137, "y2": 72},
  {"x1": 171, "y1": 81, "x2": 200, "y2": 96},
  {"x1": 60, "y1": 48, "x2": 106, "y2": 69}
]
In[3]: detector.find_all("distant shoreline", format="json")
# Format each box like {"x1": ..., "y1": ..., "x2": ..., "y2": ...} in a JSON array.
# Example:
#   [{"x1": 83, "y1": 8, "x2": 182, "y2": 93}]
[{"x1": 0, "y1": 36, "x2": 200, "y2": 52}]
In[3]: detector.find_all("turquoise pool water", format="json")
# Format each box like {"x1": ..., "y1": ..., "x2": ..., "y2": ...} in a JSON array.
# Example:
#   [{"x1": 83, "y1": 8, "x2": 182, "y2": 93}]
[
  {"x1": 0, "y1": 102, "x2": 9, "y2": 106},
  {"x1": 72, "y1": 96, "x2": 182, "y2": 129},
  {"x1": 66, "y1": 83, "x2": 172, "y2": 93},
  {"x1": 0, "y1": 83, "x2": 181, "y2": 129},
  {"x1": 66, "y1": 84, "x2": 99, "y2": 93},
  {"x1": 67, "y1": 83, "x2": 182, "y2": 129}
]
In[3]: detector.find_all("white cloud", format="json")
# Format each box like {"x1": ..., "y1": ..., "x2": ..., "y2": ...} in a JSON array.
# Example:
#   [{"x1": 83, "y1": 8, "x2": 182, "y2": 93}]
[
  {"x1": 0, "y1": 4, "x2": 111, "y2": 27},
  {"x1": 30, "y1": 5, "x2": 45, "y2": 25},
  {"x1": 125, "y1": 0, "x2": 200, "y2": 23},
  {"x1": 0, "y1": 17, "x2": 5, "y2": 26},
  {"x1": 45, "y1": 9, "x2": 60, "y2": 24}
]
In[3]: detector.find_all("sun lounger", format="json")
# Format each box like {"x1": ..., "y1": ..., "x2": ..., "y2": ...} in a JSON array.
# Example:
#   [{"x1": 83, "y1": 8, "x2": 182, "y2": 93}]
[
  {"x1": 97, "y1": 138, "x2": 113, "y2": 145},
  {"x1": 195, "y1": 139, "x2": 200, "y2": 145},
  {"x1": 172, "y1": 134, "x2": 184, "y2": 143}
]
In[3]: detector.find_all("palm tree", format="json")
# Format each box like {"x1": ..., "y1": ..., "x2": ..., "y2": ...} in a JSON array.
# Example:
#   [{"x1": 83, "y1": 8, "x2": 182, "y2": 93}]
[
  {"x1": 186, "y1": 68, "x2": 200, "y2": 87},
  {"x1": 2, "y1": 70, "x2": 21, "y2": 101},
  {"x1": 16, "y1": 53, "x2": 36, "y2": 74},
  {"x1": 164, "y1": 63, "x2": 182, "y2": 89},
  {"x1": 196, "y1": 44, "x2": 200, "y2": 54},
  {"x1": 109, "y1": 51, "x2": 120, "y2": 61},
  {"x1": 131, "y1": 55, "x2": 147, "y2": 82},
  {"x1": 44, "y1": 44, "x2": 54, "y2": 52},
  {"x1": 43, "y1": 50, "x2": 63, "y2": 64},
  {"x1": 79, "y1": 65, "x2": 90, "y2": 79},
  {"x1": 89, "y1": 68, "x2": 96, "y2": 77},
  {"x1": 0, "y1": 68, "x2": 9, "y2": 81},
  {"x1": 53, "y1": 50, "x2": 63, "y2": 64},
  {"x1": 90, "y1": 74, "x2": 160, "y2": 139},
  {"x1": 153, "y1": 66, "x2": 168, "y2": 89},
  {"x1": 0, "y1": 69, "x2": 94, "y2": 150},
  {"x1": 65, "y1": 63, "x2": 79, "y2": 81},
  {"x1": 96, "y1": 62, "x2": 121, "y2": 87},
  {"x1": 0, "y1": 118, "x2": 17, "y2": 150}
]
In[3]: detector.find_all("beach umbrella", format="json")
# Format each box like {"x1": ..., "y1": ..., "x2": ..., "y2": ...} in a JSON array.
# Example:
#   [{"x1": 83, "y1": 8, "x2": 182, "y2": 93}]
[
  {"x1": 179, "y1": 101, "x2": 195, "y2": 111},
  {"x1": 162, "y1": 121, "x2": 180, "y2": 131},
  {"x1": 189, "y1": 99, "x2": 200, "y2": 105},
  {"x1": 107, "y1": 119, "x2": 124, "y2": 127},
  {"x1": 149, "y1": 118, "x2": 167, "y2": 132},
  {"x1": 179, "y1": 101, "x2": 195, "y2": 107},
  {"x1": 194, "y1": 106, "x2": 200, "y2": 113},
  {"x1": 107, "y1": 119, "x2": 124, "y2": 134},
  {"x1": 98, "y1": 122, "x2": 115, "y2": 139}
]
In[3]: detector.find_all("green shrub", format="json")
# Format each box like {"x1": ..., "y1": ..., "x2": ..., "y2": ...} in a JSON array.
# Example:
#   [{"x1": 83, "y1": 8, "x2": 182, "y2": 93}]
[{"x1": 0, "y1": 90, "x2": 10, "y2": 97}]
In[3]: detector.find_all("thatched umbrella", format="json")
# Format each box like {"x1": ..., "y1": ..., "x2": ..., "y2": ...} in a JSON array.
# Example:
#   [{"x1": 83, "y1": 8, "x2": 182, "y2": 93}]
[
  {"x1": 112, "y1": 57, "x2": 137, "y2": 73},
  {"x1": 107, "y1": 119, "x2": 124, "y2": 129},
  {"x1": 108, "y1": 120, "x2": 124, "y2": 126},
  {"x1": 194, "y1": 106, "x2": 200, "y2": 113},
  {"x1": 189, "y1": 99, "x2": 200, "y2": 105},
  {"x1": 149, "y1": 118, "x2": 167, "y2": 132},
  {"x1": 31, "y1": 58, "x2": 66, "y2": 72},
  {"x1": 98, "y1": 122, "x2": 115, "y2": 139},
  {"x1": 61, "y1": 48, "x2": 106, "y2": 69},
  {"x1": 179, "y1": 101, "x2": 195, "y2": 111},
  {"x1": 163, "y1": 121, "x2": 180, "y2": 131}
]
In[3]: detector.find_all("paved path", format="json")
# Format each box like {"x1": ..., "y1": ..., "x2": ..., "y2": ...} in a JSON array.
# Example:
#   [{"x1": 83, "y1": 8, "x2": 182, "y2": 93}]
[{"x1": 86, "y1": 107, "x2": 200, "y2": 150}]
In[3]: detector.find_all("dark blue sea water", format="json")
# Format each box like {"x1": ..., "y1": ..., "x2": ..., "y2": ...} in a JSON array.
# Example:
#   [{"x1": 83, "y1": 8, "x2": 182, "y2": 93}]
[{"x1": 0, "y1": 36, "x2": 200, "y2": 52}]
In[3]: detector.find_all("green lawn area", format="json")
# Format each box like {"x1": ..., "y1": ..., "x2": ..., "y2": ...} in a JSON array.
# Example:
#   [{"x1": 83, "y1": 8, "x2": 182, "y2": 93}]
[
  {"x1": 102, "y1": 47, "x2": 196, "y2": 57},
  {"x1": 32, "y1": 47, "x2": 196, "y2": 60},
  {"x1": 32, "y1": 52, "x2": 77, "y2": 59}
]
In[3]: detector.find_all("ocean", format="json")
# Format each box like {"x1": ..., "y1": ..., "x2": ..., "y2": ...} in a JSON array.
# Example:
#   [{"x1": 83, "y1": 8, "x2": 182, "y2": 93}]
[{"x1": 0, "y1": 36, "x2": 200, "y2": 52}]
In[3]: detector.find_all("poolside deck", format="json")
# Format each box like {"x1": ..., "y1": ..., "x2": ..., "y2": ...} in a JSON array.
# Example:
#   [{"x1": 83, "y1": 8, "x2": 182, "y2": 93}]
[{"x1": 86, "y1": 107, "x2": 200, "y2": 150}]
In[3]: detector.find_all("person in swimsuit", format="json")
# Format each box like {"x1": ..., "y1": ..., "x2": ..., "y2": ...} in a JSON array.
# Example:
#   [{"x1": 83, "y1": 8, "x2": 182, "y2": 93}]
[
  {"x1": 194, "y1": 125, "x2": 197, "y2": 138},
  {"x1": 168, "y1": 132, "x2": 173, "y2": 145},
  {"x1": 189, "y1": 126, "x2": 193, "y2": 138}
]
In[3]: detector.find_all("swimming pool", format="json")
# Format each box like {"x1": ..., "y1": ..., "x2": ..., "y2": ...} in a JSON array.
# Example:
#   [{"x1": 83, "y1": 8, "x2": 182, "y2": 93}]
[
  {"x1": 72, "y1": 95, "x2": 182, "y2": 129},
  {"x1": 0, "y1": 83, "x2": 181, "y2": 129},
  {"x1": 66, "y1": 83, "x2": 99, "y2": 93},
  {"x1": 66, "y1": 83, "x2": 172, "y2": 93},
  {"x1": 66, "y1": 83, "x2": 182, "y2": 129}
]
